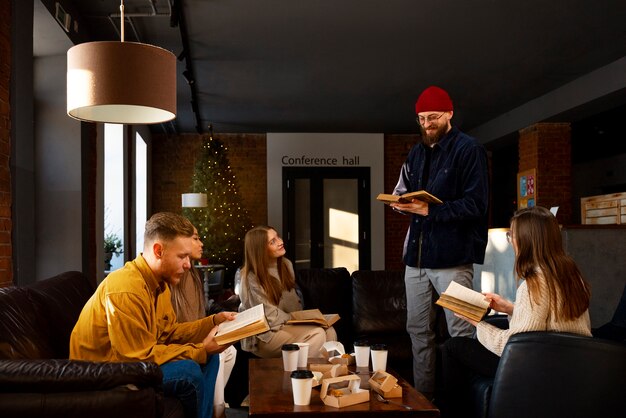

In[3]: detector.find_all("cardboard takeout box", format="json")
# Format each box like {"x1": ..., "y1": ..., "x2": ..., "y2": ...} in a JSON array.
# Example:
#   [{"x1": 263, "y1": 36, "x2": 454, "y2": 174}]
[
  {"x1": 309, "y1": 363, "x2": 348, "y2": 379},
  {"x1": 368, "y1": 370, "x2": 402, "y2": 398},
  {"x1": 319, "y1": 341, "x2": 355, "y2": 365},
  {"x1": 320, "y1": 374, "x2": 370, "y2": 408}
]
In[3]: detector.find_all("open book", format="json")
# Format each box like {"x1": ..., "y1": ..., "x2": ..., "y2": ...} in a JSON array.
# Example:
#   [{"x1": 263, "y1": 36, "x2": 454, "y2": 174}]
[
  {"x1": 376, "y1": 190, "x2": 442, "y2": 205},
  {"x1": 286, "y1": 309, "x2": 340, "y2": 328},
  {"x1": 214, "y1": 303, "x2": 270, "y2": 345},
  {"x1": 435, "y1": 281, "x2": 490, "y2": 322}
]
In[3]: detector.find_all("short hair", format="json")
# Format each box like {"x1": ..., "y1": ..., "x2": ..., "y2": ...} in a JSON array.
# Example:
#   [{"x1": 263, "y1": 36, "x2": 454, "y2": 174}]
[{"x1": 144, "y1": 212, "x2": 195, "y2": 246}]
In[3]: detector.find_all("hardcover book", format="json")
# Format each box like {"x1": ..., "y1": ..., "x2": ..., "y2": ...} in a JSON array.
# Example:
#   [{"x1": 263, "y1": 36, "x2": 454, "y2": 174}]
[
  {"x1": 286, "y1": 309, "x2": 340, "y2": 328},
  {"x1": 376, "y1": 191, "x2": 442, "y2": 205},
  {"x1": 435, "y1": 281, "x2": 490, "y2": 322},
  {"x1": 214, "y1": 303, "x2": 270, "y2": 345}
]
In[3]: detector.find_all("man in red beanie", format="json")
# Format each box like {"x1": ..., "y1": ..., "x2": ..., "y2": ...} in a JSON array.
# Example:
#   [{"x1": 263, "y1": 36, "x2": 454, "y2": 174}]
[{"x1": 390, "y1": 86, "x2": 489, "y2": 399}]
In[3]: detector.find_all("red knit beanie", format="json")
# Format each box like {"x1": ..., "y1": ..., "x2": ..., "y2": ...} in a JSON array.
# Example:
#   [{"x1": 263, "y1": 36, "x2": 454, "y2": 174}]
[{"x1": 415, "y1": 86, "x2": 454, "y2": 114}]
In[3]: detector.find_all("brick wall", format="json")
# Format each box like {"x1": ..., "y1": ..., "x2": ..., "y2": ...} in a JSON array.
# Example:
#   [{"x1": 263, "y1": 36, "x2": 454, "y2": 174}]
[
  {"x1": 152, "y1": 132, "x2": 418, "y2": 270},
  {"x1": 518, "y1": 123, "x2": 572, "y2": 224},
  {"x1": 0, "y1": 0, "x2": 12, "y2": 287},
  {"x1": 383, "y1": 134, "x2": 417, "y2": 271},
  {"x1": 151, "y1": 132, "x2": 268, "y2": 227}
]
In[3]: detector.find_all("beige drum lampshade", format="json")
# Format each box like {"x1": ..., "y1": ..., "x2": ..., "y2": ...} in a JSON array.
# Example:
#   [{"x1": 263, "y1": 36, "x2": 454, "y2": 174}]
[
  {"x1": 182, "y1": 193, "x2": 208, "y2": 208},
  {"x1": 67, "y1": 41, "x2": 176, "y2": 124}
]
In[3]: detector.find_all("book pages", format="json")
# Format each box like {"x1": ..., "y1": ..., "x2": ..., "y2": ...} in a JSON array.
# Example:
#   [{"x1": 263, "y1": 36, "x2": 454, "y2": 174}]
[
  {"x1": 217, "y1": 303, "x2": 264, "y2": 335},
  {"x1": 444, "y1": 281, "x2": 489, "y2": 309}
]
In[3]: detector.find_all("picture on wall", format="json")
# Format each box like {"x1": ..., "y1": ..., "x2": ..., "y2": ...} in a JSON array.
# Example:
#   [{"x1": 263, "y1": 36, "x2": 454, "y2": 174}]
[{"x1": 517, "y1": 169, "x2": 536, "y2": 209}]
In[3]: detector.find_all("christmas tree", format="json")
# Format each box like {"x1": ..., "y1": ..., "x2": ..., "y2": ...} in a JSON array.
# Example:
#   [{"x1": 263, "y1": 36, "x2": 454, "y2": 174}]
[{"x1": 183, "y1": 129, "x2": 253, "y2": 279}]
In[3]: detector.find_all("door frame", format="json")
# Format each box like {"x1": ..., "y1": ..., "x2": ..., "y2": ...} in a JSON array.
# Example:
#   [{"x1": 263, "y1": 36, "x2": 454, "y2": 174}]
[{"x1": 282, "y1": 166, "x2": 371, "y2": 270}]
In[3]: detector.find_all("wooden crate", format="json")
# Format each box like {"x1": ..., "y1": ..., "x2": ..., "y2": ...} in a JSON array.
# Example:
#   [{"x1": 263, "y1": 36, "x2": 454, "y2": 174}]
[{"x1": 580, "y1": 192, "x2": 626, "y2": 225}]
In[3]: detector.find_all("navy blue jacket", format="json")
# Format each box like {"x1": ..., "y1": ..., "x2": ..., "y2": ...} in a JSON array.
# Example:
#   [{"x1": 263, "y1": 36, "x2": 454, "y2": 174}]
[{"x1": 393, "y1": 127, "x2": 489, "y2": 268}]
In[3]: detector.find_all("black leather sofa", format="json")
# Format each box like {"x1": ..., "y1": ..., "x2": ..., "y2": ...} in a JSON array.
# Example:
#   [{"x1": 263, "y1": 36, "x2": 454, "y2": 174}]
[
  {"x1": 296, "y1": 267, "x2": 433, "y2": 384},
  {"x1": 0, "y1": 271, "x2": 183, "y2": 418}
]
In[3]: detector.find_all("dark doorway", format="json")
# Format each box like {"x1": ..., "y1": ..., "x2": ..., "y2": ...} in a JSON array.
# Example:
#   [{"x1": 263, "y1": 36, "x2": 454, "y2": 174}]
[{"x1": 283, "y1": 167, "x2": 371, "y2": 272}]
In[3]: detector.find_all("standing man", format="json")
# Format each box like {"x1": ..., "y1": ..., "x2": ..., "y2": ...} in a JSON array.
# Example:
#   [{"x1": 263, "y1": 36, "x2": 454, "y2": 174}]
[
  {"x1": 391, "y1": 86, "x2": 489, "y2": 398},
  {"x1": 70, "y1": 212, "x2": 236, "y2": 418}
]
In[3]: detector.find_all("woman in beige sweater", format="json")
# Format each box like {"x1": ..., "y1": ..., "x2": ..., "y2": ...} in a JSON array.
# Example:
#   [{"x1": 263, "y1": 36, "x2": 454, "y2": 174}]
[
  {"x1": 239, "y1": 226, "x2": 337, "y2": 358},
  {"x1": 439, "y1": 206, "x2": 592, "y2": 417}
]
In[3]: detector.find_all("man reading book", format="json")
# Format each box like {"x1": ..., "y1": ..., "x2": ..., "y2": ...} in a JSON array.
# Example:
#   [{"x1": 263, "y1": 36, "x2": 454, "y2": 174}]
[
  {"x1": 70, "y1": 212, "x2": 237, "y2": 418},
  {"x1": 391, "y1": 86, "x2": 489, "y2": 398}
]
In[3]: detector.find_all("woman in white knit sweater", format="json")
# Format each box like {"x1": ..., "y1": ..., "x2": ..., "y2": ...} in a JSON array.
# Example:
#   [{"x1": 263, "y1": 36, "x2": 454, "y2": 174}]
[{"x1": 439, "y1": 206, "x2": 592, "y2": 417}]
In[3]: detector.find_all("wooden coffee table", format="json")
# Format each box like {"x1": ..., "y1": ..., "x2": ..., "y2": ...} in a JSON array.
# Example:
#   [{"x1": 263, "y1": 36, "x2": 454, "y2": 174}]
[{"x1": 248, "y1": 358, "x2": 439, "y2": 417}]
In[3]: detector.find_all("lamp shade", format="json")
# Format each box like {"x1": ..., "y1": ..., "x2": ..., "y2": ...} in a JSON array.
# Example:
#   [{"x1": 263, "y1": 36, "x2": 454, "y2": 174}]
[
  {"x1": 67, "y1": 41, "x2": 176, "y2": 124},
  {"x1": 182, "y1": 193, "x2": 208, "y2": 208}
]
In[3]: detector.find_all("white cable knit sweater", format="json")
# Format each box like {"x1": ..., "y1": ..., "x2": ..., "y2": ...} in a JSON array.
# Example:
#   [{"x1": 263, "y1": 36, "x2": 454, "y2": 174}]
[{"x1": 476, "y1": 275, "x2": 592, "y2": 356}]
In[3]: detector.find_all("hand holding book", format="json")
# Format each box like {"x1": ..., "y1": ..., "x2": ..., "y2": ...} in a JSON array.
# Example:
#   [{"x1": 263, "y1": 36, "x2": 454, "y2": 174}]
[
  {"x1": 435, "y1": 281, "x2": 491, "y2": 323},
  {"x1": 213, "y1": 304, "x2": 270, "y2": 345},
  {"x1": 482, "y1": 292, "x2": 514, "y2": 315},
  {"x1": 376, "y1": 190, "x2": 442, "y2": 205}
]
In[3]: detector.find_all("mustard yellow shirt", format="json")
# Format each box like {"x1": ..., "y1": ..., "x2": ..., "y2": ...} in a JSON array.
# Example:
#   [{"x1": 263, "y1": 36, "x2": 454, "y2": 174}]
[{"x1": 70, "y1": 255, "x2": 217, "y2": 365}]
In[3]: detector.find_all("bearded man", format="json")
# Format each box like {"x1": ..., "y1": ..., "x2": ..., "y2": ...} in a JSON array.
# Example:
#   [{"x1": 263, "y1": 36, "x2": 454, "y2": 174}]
[{"x1": 390, "y1": 86, "x2": 489, "y2": 399}]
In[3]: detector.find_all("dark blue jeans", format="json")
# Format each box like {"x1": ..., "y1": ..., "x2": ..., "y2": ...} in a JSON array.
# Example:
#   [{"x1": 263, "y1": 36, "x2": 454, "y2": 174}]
[{"x1": 161, "y1": 356, "x2": 219, "y2": 418}]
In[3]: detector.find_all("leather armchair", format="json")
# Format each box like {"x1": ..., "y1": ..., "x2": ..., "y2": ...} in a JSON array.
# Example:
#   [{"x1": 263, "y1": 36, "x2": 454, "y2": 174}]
[{"x1": 486, "y1": 332, "x2": 626, "y2": 418}]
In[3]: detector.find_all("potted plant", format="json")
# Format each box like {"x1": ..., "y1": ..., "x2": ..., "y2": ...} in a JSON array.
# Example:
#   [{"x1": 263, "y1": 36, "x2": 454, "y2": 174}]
[{"x1": 104, "y1": 233, "x2": 123, "y2": 271}]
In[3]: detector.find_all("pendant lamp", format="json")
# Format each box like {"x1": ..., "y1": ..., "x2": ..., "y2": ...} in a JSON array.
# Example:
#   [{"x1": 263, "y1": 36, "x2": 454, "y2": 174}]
[{"x1": 66, "y1": 1, "x2": 176, "y2": 124}]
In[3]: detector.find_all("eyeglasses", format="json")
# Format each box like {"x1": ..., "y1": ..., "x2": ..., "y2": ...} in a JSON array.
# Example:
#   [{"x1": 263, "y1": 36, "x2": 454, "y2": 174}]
[
  {"x1": 416, "y1": 112, "x2": 446, "y2": 126},
  {"x1": 506, "y1": 231, "x2": 512, "y2": 243},
  {"x1": 268, "y1": 236, "x2": 283, "y2": 246}
]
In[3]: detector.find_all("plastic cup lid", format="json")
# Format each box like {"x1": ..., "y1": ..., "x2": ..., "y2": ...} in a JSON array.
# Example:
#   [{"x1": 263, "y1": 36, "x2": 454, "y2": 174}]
[
  {"x1": 371, "y1": 343, "x2": 388, "y2": 350},
  {"x1": 291, "y1": 370, "x2": 314, "y2": 379},
  {"x1": 282, "y1": 343, "x2": 300, "y2": 351},
  {"x1": 354, "y1": 340, "x2": 369, "y2": 346}
]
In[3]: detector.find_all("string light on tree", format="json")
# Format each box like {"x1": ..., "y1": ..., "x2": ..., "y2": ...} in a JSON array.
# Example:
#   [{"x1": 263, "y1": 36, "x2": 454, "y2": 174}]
[{"x1": 182, "y1": 125, "x2": 253, "y2": 277}]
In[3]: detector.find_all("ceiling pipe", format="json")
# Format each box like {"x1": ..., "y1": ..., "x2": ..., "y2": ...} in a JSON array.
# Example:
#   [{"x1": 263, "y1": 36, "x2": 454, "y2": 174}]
[{"x1": 171, "y1": 0, "x2": 203, "y2": 133}]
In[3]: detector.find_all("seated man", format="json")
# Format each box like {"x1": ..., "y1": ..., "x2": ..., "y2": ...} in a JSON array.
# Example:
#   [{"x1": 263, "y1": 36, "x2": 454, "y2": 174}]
[{"x1": 70, "y1": 212, "x2": 236, "y2": 418}]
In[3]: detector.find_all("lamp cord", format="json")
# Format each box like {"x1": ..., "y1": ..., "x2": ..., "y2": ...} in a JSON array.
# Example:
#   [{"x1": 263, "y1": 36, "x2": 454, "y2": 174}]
[{"x1": 120, "y1": 0, "x2": 125, "y2": 42}]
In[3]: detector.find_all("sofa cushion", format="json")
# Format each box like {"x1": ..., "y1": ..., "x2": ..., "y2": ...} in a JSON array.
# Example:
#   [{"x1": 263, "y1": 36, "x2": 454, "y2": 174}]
[
  {"x1": 351, "y1": 270, "x2": 407, "y2": 335},
  {"x1": 28, "y1": 271, "x2": 96, "y2": 359},
  {"x1": 351, "y1": 270, "x2": 413, "y2": 383},
  {"x1": 0, "y1": 271, "x2": 95, "y2": 360},
  {"x1": 0, "y1": 287, "x2": 52, "y2": 359},
  {"x1": 296, "y1": 267, "x2": 353, "y2": 346}
]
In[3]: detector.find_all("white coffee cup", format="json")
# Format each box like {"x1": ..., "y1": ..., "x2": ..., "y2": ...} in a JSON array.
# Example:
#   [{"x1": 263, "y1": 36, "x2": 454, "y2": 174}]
[
  {"x1": 282, "y1": 344, "x2": 300, "y2": 372},
  {"x1": 294, "y1": 342, "x2": 310, "y2": 368},
  {"x1": 291, "y1": 370, "x2": 314, "y2": 405},
  {"x1": 353, "y1": 340, "x2": 370, "y2": 368},
  {"x1": 370, "y1": 343, "x2": 388, "y2": 372}
]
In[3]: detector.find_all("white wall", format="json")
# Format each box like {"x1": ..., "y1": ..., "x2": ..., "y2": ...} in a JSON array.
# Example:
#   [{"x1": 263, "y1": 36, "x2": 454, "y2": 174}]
[{"x1": 267, "y1": 133, "x2": 385, "y2": 270}]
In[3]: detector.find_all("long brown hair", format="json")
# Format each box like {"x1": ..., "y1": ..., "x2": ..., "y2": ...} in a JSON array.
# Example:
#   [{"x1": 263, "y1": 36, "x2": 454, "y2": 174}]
[
  {"x1": 511, "y1": 206, "x2": 590, "y2": 321},
  {"x1": 242, "y1": 226, "x2": 295, "y2": 305}
]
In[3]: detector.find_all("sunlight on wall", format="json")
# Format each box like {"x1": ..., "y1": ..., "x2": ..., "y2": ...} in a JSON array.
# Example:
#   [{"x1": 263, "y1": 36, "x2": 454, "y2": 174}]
[
  {"x1": 329, "y1": 208, "x2": 359, "y2": 243},
  {"x1": 329, "y1": 208, "x2": 359, "y2": 273}
]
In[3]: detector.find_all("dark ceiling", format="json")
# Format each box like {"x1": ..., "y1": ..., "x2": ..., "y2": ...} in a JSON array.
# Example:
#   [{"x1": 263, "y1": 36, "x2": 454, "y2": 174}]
[{"x1": 40, "y1": 0, "x2": 626, "y2": 141}]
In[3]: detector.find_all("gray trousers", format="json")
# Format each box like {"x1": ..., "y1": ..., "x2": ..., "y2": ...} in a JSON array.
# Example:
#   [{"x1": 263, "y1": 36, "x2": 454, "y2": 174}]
[{"x1": 404, "y1": 264, "x2": 476, "y2": 393}]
